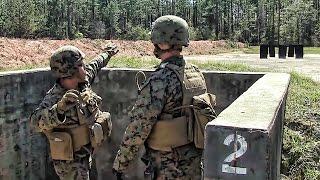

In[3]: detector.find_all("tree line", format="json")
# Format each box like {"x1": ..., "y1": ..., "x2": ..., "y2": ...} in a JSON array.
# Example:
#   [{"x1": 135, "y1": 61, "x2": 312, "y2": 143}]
[{"x1": 0, "y1": 0, "x2": 319, "y2": 46}]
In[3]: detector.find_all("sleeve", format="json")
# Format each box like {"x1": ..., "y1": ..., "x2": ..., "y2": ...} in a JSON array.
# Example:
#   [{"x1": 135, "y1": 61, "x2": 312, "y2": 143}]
[
  {"x1": 85, "y1": 53, "x2": 110, "y2": 84},
  {"x1": 30, "y1": 95, "x2": 65, "y2": 132},
  {"x1": 113, "y1": 74, "x2": 168, "y2": 173}
]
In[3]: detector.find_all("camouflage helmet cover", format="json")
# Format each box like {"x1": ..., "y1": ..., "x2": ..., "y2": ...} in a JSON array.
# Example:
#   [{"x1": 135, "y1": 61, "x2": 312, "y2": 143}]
[
  {"x1": 50, "y1": 45, "x2": 85, "y2": 78},
  {"x1": 151, "y1": 15, "x2": 189, "y2": 47}
]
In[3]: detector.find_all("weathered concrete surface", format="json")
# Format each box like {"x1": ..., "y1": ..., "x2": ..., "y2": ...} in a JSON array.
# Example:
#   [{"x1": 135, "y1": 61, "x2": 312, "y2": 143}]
[
  {"x1": 204, "y1": 73, "x2": 290, "y2": 180},
  {"x1": 0, "y1": 68, "x2": 262, "y2": 180}
]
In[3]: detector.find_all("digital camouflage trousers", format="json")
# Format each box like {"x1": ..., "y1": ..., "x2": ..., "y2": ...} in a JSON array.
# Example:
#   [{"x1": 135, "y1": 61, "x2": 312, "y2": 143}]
[
  {"x1": 145, "y1": 144, "x2": 203, "y2": 180},
  {"x1": 53, "y1": 155, "x2": 91, "y2": 180}
]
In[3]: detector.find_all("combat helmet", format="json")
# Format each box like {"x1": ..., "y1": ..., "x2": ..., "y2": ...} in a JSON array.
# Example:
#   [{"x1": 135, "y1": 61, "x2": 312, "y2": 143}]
[
  {"x1": 50, "y1": 45, "x2": 85, "y2": 78},
  {"x1": 151, "y1": 15, "x2": 189, "y2": 47}
]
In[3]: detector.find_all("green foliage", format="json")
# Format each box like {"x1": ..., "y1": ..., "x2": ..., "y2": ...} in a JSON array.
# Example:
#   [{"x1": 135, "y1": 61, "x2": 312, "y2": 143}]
[
  {"x1": 312, "y1": 22, "x2": 320, "y2": 46},
  {"x1": 121, "y1": 25, "x2": 150, "y2": 41},
  {"x1": 75, "y1": 32, "x2": 84, "y2": 39},
  {"x1": 189, "y1": 27, "x2": 216, "y2": 40},
  {"x1": 280, "y1": 1, "x2": 317, "y2": 45},
  {"x1": 188, "y1": 27, "x2": 200, "y2": 40},
  {"x1": 0, "y1": 0, "x2": 320, "y2": 46},
  {"x1": 0, "y1": 0, "x2": 37, "y2": 37}
]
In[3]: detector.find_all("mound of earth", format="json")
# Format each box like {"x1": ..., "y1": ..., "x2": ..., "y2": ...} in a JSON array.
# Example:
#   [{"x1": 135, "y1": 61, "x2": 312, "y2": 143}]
[{"x1": 0, "y1": 38, "x2": 244, "y2": 70}]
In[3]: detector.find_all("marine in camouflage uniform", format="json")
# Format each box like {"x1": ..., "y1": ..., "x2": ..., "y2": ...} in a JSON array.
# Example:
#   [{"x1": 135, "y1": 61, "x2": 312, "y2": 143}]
[
  {"x1": 31, "y1": 44, "x2": 118, "y2": 180},
  {"x1": 113, "y1": 15, "x2": 207, "y2": 180}
]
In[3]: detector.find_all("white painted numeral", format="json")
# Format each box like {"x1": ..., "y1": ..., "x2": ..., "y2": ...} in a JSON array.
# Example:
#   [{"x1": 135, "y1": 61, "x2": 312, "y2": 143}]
[{"x1": 221, "y1": 134, "x2": 247, "y2": 175}]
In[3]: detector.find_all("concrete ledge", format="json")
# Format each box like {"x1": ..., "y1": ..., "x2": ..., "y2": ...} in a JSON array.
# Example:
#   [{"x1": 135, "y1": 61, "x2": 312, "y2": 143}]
[{"x1": 204, "y1": 73, "x2": 290, "y2": 180}]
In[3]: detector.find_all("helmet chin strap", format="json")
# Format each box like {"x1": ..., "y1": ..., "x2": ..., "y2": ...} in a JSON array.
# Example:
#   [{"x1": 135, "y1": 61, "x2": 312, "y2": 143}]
[{"x1": 153, "y1": 44, "x2": 182, "y2": 59}]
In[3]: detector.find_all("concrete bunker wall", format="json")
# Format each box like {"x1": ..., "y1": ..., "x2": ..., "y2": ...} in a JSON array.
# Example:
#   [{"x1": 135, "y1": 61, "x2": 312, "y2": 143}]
[
  {"x1": 0, "y1": 68, "x2": 270, "y2": 179},
  {"x1": 204, "y1": 73, "x2": 290, "y2": 180}
]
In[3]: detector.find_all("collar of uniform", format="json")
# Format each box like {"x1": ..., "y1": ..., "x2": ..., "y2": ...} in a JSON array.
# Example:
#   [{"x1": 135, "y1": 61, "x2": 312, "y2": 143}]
[{"x1": 160, "y1": 55, "x2": 184, "y2": 67}]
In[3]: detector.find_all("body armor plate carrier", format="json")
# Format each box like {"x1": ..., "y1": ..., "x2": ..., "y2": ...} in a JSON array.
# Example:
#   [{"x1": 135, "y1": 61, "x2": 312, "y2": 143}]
[{"x1": 147, "y1": 62, "x2": 216, "y2": 151}]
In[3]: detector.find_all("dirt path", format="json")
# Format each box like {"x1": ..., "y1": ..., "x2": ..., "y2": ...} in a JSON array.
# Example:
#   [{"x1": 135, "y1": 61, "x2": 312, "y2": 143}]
[{"x1": 185, "y1": 53, "x2": 320, "y2": 82}]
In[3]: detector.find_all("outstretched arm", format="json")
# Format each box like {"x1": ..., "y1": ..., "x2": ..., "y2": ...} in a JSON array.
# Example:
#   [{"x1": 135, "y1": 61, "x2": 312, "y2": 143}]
[{"x1": 86, "y1": 43, "x2": 119, "y2": 84}]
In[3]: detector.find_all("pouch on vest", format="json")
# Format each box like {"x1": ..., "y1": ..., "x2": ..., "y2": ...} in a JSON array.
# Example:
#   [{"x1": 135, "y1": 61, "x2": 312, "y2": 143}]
[
  {"x1": 69, "y1": 125, "x2": 90, "y2": 152},
  {"x1": 192, "y1": 93, "x2": 217, "y2": 149},
  {"x1": 147, "y1": 116, "x2": 189, "y2": 151},
  {"x1": 147, "y1": 62, "x2": 212, "y2": 151},
  {"x1": 46, "y1": 132, "x2": 74, "y2": 161}
]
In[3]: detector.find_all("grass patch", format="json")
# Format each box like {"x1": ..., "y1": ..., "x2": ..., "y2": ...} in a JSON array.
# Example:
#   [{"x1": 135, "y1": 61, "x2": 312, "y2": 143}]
[
  {"x1": 107, "y1": 56, "x2": 159, "y2": 69},
  {"x1": 242, "y1": 46, "x2": 260, "y2": 54},
  {"x1": 243, "y1": 46, "x2": 320, "y2": 54},
  {"x1": 281, "y1": 72, "x2": 320, "y2": 180},
  {"x1": 190, "y1": 61, "x2": 256, "y2": 72},
  {"x1": 304, "y1": 47, "x2": 320, "y2": 54},
  {"x1": 0, "y1": 63, "x2": 47, "y2": 72}
]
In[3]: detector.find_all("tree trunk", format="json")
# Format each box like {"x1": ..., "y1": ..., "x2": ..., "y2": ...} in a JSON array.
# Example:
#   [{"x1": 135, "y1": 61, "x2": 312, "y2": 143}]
[
  {"x1": 278, "y1": 0, "x2": 280, "y2": 46},
  {"x1": 172, "y1": 0, "x2": 175, "y2": 15},
  {"x1": 230, "y1": 0, "x2": 233, "y2": 37},
  {"x1": 193, "y1": 0, "x2": 197, "y2": 27},
  {"x1": 66, "y1": 0, "x2": 72, "y2": 39},
  {"x1": 271, "y1": 0, "x2": 275, "y2": 45},
  {"x1": 18, "y1": 2, "x2": 22, "y2": 38},
  {"x1": 91, "y1": 0, "x2": 95, "y2": 21}
]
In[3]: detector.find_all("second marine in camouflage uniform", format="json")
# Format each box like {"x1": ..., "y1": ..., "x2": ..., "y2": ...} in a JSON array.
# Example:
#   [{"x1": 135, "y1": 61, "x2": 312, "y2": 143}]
[
  {"x1": 113, "y1": 15, "x2": 211, "y2": 179},
  {"x1": 31, "y1": 44, "x2": 118, "y2": 180}
]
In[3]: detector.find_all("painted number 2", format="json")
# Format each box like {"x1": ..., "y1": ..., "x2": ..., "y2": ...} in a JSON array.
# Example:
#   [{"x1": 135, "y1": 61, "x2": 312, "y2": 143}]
[{"x1": 222, "y1": 134, "x2": 247, "y2": 175}]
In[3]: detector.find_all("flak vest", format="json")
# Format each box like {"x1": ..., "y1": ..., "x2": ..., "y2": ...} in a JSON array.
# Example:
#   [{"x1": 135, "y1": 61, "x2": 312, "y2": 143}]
[
  {"x1": 147, "y1": 62, "x2": 211, "y2": 152},
  {"x1": 44, "y1": 88, "x2": 110, "y2": 160}
]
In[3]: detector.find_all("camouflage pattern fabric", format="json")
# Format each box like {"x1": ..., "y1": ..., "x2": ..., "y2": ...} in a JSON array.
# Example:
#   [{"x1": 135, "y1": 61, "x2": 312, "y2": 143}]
[
  {"x1": 50, "y1": 45, "x2": 86, "y2": 79},
  {"x1": 53, "y1": 154, "x2": 90, "y2": 180},
  {"x1": 31, "y1": 53, "x2": 111, "y2": 179},
  {"x1": 151, "y1": 15, "x2": 189, "y2": 47},
  {"x1": 146, "y1": 145, "x2": 202, "y2": 180},
  {"x1": 113, "y1": 56, "x2": 203, "y2": 179}
]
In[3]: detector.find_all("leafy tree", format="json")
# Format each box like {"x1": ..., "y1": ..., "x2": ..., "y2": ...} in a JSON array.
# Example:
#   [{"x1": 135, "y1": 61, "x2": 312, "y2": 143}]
[{"x1": 0, "y1": 0, "x2": 319, "y2": 46}]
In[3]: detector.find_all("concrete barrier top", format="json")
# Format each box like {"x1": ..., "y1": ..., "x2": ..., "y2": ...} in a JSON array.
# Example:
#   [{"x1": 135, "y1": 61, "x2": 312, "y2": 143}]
[
  {"x1": 207, "y1": 73, "x2": 290, "y2": 131},
  {"x1": 0, "y1": 67, "x2": 155, "y2": 76},
  {"x1": 0, "y1": 67, "x2": 265, "y2": 76}
]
